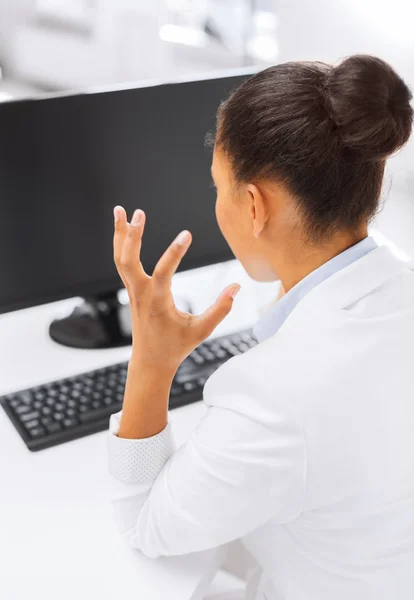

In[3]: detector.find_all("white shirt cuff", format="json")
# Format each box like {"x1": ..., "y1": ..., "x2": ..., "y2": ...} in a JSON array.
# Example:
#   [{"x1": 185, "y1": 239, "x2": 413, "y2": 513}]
[{"x1": 108, "y1": 411, "x2": 175, "y2": 484}]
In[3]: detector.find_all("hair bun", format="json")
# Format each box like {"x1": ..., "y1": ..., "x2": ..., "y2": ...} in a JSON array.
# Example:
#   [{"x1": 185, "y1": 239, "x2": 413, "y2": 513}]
[{"x1": 325, "y1": 55, "x2": 413, "y2": 161}]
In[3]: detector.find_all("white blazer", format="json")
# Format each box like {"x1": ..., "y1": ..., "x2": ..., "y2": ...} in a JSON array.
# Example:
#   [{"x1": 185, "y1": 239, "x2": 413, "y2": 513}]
[{"x1": 108, "y1": 245, "x2": 414, "y2": 600}]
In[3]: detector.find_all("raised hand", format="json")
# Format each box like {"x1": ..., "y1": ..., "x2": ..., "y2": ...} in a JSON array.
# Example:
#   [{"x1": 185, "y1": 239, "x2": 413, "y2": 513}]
[{"x1": 113, "y1": 206, "x2": 241, "y2": 375}]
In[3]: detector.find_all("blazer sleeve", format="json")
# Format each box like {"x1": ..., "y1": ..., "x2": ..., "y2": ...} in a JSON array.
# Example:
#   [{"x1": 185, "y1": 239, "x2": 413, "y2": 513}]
[{"x1": 107, "y1": 354, "x2": 307, "y2": 558}]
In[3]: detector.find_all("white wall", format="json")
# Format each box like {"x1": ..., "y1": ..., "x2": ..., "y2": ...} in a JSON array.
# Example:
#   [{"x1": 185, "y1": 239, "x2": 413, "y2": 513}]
[
  {"x1": 0, "y1": 0, "x2": 36, "y2": 70},
  {"x1": 274, "y1": 0, "x2": 414, "y2": 257},
  {"x1": 274, "y1": 0, "x2": 414, "y2": 78}
]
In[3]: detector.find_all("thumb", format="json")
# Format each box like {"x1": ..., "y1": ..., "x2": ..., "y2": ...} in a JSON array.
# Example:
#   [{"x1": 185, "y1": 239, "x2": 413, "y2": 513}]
[{"x1": 195, "y1": 283, "x2": 241, "y2": 340}]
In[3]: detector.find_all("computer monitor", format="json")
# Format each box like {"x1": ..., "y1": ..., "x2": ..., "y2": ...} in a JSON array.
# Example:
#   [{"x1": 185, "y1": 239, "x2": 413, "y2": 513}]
[{"x1": 0, "y1": 70, "x2": 252, "y2": 348}]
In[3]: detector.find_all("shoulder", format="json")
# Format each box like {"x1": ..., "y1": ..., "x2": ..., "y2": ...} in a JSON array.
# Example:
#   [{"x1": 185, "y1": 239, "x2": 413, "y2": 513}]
[
  {"x1": 207, "y1": 314, "x2": 340, "y2": 386},
  {"x1": 203, "y1": 312, "x2": 353, "y2": 421},
  {"x1": 202, "y1": 332, "x2": 309, "y2": 428}
]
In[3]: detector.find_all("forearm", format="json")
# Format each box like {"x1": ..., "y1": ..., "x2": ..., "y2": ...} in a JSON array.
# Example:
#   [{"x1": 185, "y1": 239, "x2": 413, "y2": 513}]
[
  {"x1": 117, "y1": 358, "x2": 175, "y2": 439},
  {"x1": 108, "y1": 359, "x2": 306, "y2": 559},
  {"x1": 111, "y1": 205, "x2": 238, "y2": 439}
]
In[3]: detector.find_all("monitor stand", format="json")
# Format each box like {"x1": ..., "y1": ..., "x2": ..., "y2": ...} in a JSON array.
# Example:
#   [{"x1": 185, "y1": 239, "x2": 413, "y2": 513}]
[{"x1": 48, "y1": 290, "x2": 193, "y2": 350}]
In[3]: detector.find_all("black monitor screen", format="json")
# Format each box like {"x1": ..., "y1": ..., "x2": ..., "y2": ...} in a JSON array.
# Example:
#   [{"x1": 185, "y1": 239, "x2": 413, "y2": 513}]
[{"x1": 0, "y1": 72, "x2": 250, "y2": 314}]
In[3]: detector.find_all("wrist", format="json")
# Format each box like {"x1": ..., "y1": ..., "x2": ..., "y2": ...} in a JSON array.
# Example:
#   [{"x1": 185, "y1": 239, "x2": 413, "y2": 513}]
[
  {"x1": 117, "y1": 357, "x2": 175, "y2": 439},
  {"x1": 128, "y1": 354, "x2": 177, "y2": 381}
]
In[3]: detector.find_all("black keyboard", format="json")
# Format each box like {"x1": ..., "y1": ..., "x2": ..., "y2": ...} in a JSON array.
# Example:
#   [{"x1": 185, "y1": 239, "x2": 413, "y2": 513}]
[{"x1": 0, "y1": 328, "x2": 256, "y2": 451}]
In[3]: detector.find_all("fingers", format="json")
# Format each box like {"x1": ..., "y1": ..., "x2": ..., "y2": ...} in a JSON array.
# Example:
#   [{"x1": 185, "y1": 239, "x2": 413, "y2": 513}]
[
  {"x1": 120, "y1": 209, "x2": 147, "y2": 285},
  {"x1": 193, "y1": 283, "x2": 241, "y2": 341},
  {"x1": 113, "y1": 205, "x2": 127, "y2": 265},
  {"x1": 152, "y1": 230, "x2": 192, "y2": 292},
  {"x1": 113, "y1": 206, "x2": 129, "y2": 287},
  {"x1": 113, "y1": 206, "x2": 148, "y2": 295}
]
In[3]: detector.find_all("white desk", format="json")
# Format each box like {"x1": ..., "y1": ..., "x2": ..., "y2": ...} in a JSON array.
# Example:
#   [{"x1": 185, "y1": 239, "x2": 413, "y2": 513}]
[{"x1": 0, "y1": 262, "x2": 278, "y2": 600}]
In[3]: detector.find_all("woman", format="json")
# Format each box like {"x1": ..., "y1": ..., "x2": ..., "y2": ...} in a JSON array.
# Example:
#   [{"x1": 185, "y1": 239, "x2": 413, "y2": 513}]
[{"x1": 108, "y1": 55, "x2": 414, "y2": 599}]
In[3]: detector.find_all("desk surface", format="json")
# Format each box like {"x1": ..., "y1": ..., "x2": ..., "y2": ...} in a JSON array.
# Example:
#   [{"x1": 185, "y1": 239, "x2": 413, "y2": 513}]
[{"x1": 0, "y1": 262, "x2": 277, "y2": 600}]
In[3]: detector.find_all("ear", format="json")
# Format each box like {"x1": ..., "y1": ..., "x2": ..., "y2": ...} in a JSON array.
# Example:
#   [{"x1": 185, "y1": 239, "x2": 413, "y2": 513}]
[{"x1": 247, "y1": 183, "x2": 270, "y2": 238}]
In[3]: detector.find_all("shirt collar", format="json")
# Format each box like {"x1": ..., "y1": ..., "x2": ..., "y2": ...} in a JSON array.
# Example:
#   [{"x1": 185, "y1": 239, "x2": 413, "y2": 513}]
[{"x1": 253, "y1": 236, "x2": 378, "y2": 343}]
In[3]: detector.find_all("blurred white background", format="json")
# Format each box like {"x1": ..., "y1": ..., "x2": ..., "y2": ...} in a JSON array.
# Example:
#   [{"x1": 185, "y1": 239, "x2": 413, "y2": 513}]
[
  {"x1": 1, "y1": 1, "x2": 413, "y2": 97},
  {"x1": 1, "y1": 0, "x2": 414, "y2": 254},
  {"x1": 0, "y1": 0, "x2": 278, "y2": 96}
]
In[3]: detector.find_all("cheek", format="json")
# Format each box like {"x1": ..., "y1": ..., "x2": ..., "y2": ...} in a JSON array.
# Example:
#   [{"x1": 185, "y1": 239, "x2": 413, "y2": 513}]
[
  {"x1": 215, "y1": 193, "x2": 241, "y2": 249},
  {"x1": 215, "y1": 193, "x2": 245, "y2": 256},
  {"x1": 215, "y1": 193, "x2": 229, "y2": 237}
]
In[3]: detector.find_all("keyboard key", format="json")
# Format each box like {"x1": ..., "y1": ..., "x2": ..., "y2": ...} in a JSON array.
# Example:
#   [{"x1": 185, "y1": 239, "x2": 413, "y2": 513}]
[
  {"x1": 45, "y1": 422, "x2": 62, "y2": 434},
  {"x1": 176, "y1": 371, "x2": 198, "y2": 384},
  {"x1": 227, "y1": 344, "x2": 241, "y2": 356},
  {"x1": 24, "y1": 419, "x2": 40, "y2": 429},
  {"x1": 63, "y1": 418, "x2": 78, "y2": 428},
  {"x1": 33, "y1": 400, "x2": 43, "y2": 410},
  {"x1": 9, "y1": 397, "x2": 20, "y2": 408},
  {"x1": 20, "y1": 411, "x2": 40, "y2": 422},
  {"x1": 46, "y1": 398, "x2": 56, "y2": 407},
  {"x1": 238, "y1": 342, "x2": 251, "y2": 353},
  {"x1": 14, "y1": 404, "x2": 30, "y2": 415},
  {"x1": 184, "y1": 381, "x2": 197, "y2": 392},
  {"x1": 241, "y1": 332, "x2": 252, "y2": 343},
  {"x1": 231, "y1": 333, "x2": 241, "y2": 342},
  {"x1": 54, "y1": 412, "x2": 64, "y2": 421},
  {"x1": 19, "y1": 391, "x2": 33, "y2": 405},
  {"x1": 29, "y1": 427, "x2": 45, "y2": 438},
  {"x1": 41, "y1": 406, "x2": 52, "y2": 415},
  {"x1": 220, "y1": 339, "x2": 233, "y2": 350},
  {"x1": 79, "y1": 406, "x2": 115, "y2": 423},
  {"x1": 66, "y1": 408, "x2": 77, "y2": 417},
  {"x1": 192, "y1": 355, "x2": 205, "y2": 365},
  {"x1": 198, "y1": 346, "x2": 211, "y2": 358}
]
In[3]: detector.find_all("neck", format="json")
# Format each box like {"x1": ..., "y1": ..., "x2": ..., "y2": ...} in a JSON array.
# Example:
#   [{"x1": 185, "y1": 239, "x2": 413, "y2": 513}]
[{"x1": 274, "y1": 227, "x2": 369, "y2": 293}]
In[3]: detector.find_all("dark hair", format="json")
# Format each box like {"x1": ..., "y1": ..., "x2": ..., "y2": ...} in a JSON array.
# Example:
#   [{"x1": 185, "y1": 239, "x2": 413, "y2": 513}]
[{"x1": 214, "y1": 55, "x2": 413, "y2": 241}]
